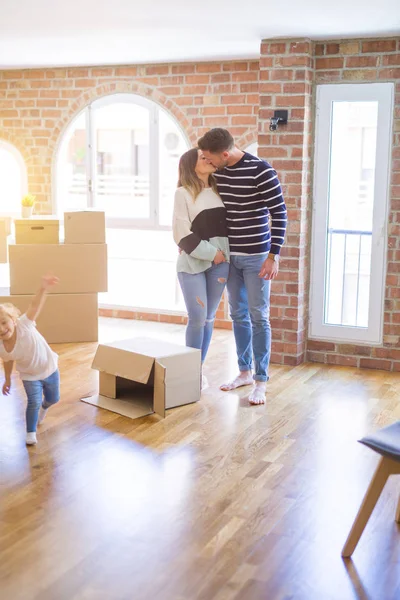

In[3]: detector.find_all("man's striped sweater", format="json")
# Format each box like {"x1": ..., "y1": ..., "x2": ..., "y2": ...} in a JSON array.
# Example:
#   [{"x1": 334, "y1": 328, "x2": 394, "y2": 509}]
[{"x1": 214, "y1": 152, "x2": 287, "y2": 256}]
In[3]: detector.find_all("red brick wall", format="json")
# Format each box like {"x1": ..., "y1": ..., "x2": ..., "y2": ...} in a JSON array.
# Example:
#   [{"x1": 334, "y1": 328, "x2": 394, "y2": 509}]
[
  {"x1": 258, "y1": 39, "x2": 314, "y2": 366},
  {"x1": 259, "y1": 37, "x2": 400, "y2": 370},
  {"x1": 0, "y1": 61, "x2": 259, "y2": 213},
  {"x1": 99, "y1": 291, "x2": 232, "y2": 330}
]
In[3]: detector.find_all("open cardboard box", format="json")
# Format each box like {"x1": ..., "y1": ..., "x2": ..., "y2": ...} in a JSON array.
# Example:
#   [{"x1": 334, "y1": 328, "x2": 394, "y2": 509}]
[{"x1": 82, "y1": 337, "x2": 201, "y2": 419}]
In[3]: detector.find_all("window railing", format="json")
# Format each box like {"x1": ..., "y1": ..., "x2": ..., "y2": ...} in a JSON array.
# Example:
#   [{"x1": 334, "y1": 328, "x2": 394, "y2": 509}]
[
  {"x1": 325, "y1": 228, "x2": 372, "y2": 328},
  {"x1": 69, "y1": 174, "x2": 150, "y2": 196}
]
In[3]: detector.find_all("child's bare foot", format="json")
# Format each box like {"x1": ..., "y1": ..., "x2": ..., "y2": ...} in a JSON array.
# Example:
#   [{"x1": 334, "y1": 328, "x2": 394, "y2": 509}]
[
  {"x1": 249, "y1": 382, "x2": 266, "y2": 405},
  {"x1": 220, "y1": 372, "x2": 253, "y2": 391}
]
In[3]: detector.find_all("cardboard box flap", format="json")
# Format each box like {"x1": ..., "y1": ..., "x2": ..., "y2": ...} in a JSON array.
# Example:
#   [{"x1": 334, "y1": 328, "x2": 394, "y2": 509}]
[
  {"x1": 82, "y1": 394, "x2": 153, "y2": 420},
  {"x1": 91, "y1": 343, "x2": 154, "y2": 384},
  {"x1": 103, "y1": 337, "x2": 199, "y2": 359},
  {"x1": 154, "y1": 361, "x2": 166, "y2": 418}
]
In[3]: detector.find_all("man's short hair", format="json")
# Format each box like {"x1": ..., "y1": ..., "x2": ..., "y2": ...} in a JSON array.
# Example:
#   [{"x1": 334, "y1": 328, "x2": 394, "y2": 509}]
[{"x1": 198, "y1": 128, "x2": 234, "y2": 153}]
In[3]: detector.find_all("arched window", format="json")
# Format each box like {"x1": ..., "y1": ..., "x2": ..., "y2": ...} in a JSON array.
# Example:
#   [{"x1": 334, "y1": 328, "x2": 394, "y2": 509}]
[
  {"x1": 55, "y1": 93, "x2": 189, "y2": 225},
  {"x1": 0, "y1": 141, "x2": 28, "y2": 215},
  {"x1": 55, "y1": 94, "x2": 190, "y2": 312}
]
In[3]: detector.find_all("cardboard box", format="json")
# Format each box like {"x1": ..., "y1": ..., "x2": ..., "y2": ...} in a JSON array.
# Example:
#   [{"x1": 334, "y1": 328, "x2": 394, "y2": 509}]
[
  {"x1": 0, "y1": 289, "x2": 98, "y2": 343},
  {"x1": 9, "y1": 243, "x2": 108, "y2": 295},
  {"x1": 82, "y1": 337, "x2": 201, "y2": 419},
  {"x1": 14, "y1": 216, "x2": 59, "y2": 245},
  {"x1": 64, "y1": 211, "x2": 106, "y2": 244},
  {"x1": 0, "y1": 216, "x2": 12, "y2": 236},
  {"x1": 0, "y1": 218, "x2": 10, "y2": 263}
]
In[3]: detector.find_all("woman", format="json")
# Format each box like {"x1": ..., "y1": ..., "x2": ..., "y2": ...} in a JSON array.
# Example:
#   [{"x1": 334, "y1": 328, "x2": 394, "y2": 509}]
[{"x1": 173, "y1": 148, "x2": 230, "y2": 389}]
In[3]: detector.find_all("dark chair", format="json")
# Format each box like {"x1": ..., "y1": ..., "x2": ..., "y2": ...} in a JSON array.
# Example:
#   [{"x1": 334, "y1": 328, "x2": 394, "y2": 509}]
[{"x1": 342, "y1": 421, "x2": 400, "y2": 557}]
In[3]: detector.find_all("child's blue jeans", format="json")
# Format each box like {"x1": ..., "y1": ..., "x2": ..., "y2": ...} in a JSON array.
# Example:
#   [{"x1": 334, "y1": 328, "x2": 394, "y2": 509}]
[{"x1": 22, "y1": 369, "x2": 60, "y2": 433}]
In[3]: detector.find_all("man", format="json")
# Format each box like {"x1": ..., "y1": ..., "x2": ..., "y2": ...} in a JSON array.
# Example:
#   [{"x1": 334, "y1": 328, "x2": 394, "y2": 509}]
[{"x1": 198, "y1": 128, "x2": 287, "y2": 405}]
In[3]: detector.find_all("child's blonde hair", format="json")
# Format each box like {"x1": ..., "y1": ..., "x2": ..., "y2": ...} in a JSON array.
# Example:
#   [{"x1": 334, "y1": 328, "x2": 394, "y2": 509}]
[{"x1": 0, "y1": 303, "x2": 21, "y2": 321}]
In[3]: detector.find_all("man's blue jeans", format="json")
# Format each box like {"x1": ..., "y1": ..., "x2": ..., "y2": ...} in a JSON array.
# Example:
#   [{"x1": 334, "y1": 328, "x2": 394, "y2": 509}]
[{"x1": 227, "y1": 254, "x2": 271, "y2": 382}]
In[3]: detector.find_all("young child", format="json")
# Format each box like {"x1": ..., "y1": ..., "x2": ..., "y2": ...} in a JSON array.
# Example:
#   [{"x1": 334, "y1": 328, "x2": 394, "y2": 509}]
[{"x1": 1, "y1": 275, "x2": 60, "y2": 445}]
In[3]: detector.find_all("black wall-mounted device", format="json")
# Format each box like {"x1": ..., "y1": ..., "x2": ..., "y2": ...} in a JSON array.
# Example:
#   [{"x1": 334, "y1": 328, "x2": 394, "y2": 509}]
[{"x1": 269, "y1": 110, "x2": 288, "y2": 131}]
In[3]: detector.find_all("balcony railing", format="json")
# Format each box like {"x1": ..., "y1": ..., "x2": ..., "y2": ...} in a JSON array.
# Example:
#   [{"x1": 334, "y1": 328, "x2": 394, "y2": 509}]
[
  {"x1": 325, "y1": 228, "x2": 372, "y2": 328},
  {"x1": 69, "y1": 174, "x2": 150, "y2": 196}
]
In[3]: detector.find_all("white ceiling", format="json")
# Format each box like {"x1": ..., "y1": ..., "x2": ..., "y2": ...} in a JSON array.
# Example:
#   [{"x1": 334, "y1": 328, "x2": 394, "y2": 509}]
[{"x1": 1, "y1": 0, "x2": 399, "y2": 69}]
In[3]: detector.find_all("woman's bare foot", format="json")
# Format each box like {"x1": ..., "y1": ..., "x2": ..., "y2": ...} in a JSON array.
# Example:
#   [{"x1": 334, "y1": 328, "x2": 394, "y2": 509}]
[
  {"x1": 249, "y1": 382, "x2": 266, "y2": 405},
  {"x1": 220, "y1": 371, "x2": 253, "y2": 391}
]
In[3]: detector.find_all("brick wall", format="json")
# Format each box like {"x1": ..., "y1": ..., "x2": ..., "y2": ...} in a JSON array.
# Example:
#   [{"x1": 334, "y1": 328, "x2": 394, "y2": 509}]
[
  {"x1": 0, "y1": 60, "x2": 259, "y2": 214},
  {"x1": 258, "y1": 40, "x2": 314, "y2": 366},
  {"x1": 98, "y1": 290, "x2": 232, "y2": 330},
  {"x1": 259, "y1": 37, "x2": 400, "y2": 370}
]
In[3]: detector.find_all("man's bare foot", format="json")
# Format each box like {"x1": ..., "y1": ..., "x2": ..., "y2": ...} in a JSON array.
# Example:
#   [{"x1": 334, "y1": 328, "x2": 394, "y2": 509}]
[
  {"x1": 249, "y1": 382, "x2": 266, "y2": 405},
  {"x1": 220, "y1": 372, "x2": 253, "y2": 391}
]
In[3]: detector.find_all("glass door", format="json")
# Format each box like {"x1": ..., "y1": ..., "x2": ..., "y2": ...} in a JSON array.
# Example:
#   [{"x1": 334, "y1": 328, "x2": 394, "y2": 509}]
[{"x1": 310, "y1": 83, "x2": 393, "y2": 344}]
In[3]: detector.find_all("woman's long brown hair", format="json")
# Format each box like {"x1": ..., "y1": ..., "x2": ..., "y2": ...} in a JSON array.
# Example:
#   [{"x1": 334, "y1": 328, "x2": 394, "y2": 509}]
[{"x1": 177, "y1": 148, "x2": 219, "y2": 200}]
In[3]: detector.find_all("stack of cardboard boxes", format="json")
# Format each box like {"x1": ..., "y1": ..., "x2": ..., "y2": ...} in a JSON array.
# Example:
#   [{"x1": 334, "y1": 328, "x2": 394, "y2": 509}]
[
  {"x1": 0, "y1": 211, "x2": 107, "y2": 343},
  {"x1": 0, "y1": 217, "x2": 12, "y2": 263}
]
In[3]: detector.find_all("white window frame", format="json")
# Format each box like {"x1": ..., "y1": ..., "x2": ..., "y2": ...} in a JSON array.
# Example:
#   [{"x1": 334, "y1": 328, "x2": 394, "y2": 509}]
[
  {"x1": 53, "y1": 93, "x2": 190, "y2": 231},
  {"x1": 245, "y1": 141, "x2": 258, "y2": 156},
  {"x1": 0, "y1": 140, "x2": 28, "y2": 217},
  {"x1": 309, "y1": 82, "x2": 394, "y2": 345}
]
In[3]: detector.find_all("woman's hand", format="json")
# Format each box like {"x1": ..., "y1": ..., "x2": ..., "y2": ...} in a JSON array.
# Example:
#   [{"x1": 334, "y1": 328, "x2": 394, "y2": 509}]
[
  {"x1": 2, "y1": 380, "x2": 11, "y2": 395},
  {"x1": 214, "y1": 250, "x2": 226, "y2": 264}
]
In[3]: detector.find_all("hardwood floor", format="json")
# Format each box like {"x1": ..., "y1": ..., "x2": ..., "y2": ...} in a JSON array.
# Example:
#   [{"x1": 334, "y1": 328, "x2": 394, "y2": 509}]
[{"x1": 0, "y1": 318, "x2": 399, "y2": 600}]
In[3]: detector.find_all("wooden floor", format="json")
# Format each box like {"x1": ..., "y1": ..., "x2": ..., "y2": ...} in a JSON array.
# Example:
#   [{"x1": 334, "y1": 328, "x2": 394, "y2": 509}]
[{"x1": 1, "y1": 318, "x2": 399, "y2": 600}]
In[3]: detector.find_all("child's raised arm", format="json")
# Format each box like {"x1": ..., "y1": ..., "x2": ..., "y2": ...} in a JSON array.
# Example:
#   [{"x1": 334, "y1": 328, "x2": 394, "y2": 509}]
[{"x1": 26, "y1": 275, "x2": 59, "y2": 322}]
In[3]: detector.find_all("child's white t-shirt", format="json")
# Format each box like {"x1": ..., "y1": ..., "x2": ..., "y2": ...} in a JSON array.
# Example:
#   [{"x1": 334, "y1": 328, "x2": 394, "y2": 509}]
[{"x1": 0, "y1": 314, "x2": 58, "y2": 381}]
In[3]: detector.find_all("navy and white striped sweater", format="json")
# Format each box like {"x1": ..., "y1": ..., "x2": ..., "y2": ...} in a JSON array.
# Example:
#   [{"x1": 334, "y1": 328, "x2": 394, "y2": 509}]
[{"x1": 214, "y1": 152, "x2": 287, "y2": 256}]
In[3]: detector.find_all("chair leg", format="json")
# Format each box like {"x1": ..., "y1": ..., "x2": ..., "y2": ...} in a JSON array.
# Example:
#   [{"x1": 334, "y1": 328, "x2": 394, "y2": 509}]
[
  {"x1": 342, "y1": 457, "x2": 389, "y2": 558},
  {"x1": 395, "y1": 494, "x2": 400, "y2": 524}
]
